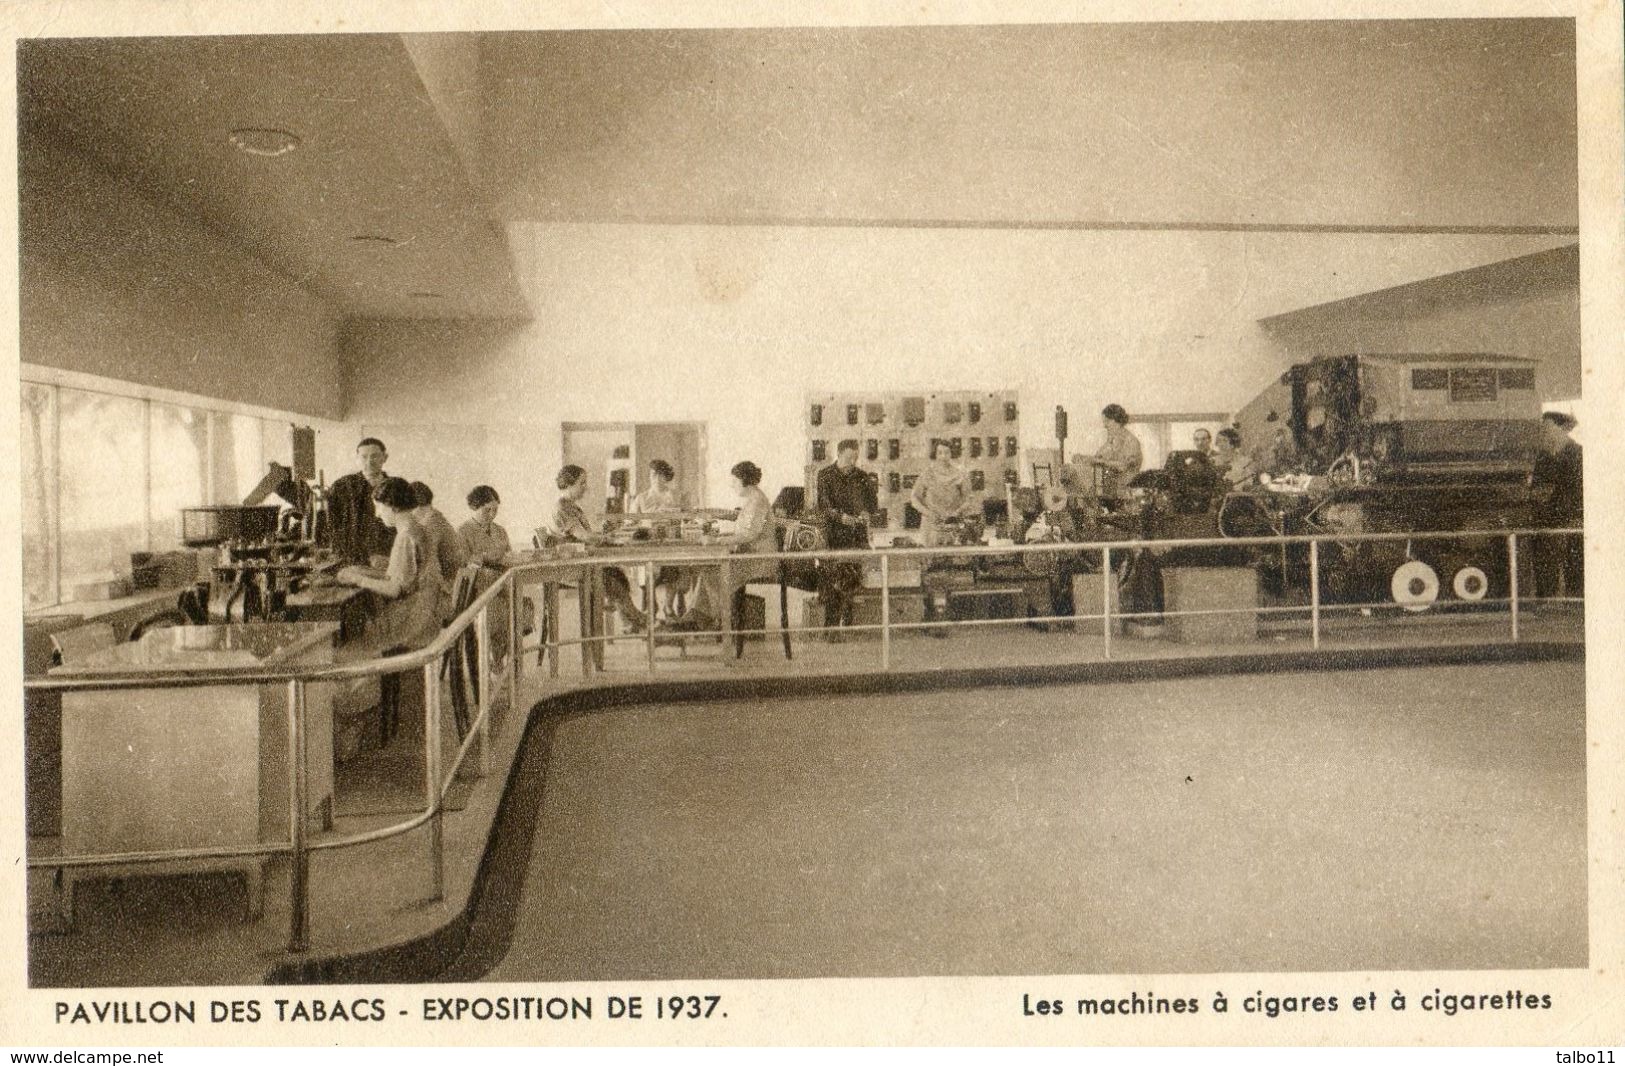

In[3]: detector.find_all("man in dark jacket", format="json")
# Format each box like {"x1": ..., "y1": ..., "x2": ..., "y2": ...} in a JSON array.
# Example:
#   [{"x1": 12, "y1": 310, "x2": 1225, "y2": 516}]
[
  {"x1": 816, "y1": 440, "x2": 879, "y2": 634},
  {"x1": 325, "y1": 437, "x2": 395, "y2": 566},
  {"x1": 1530, "y1": 411, "x2": 1583, "y2": 600}
]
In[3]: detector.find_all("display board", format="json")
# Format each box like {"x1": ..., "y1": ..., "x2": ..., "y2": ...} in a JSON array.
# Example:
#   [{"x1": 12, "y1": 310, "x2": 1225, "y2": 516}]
[{"x1": 803, "y1": 389, "x2": 1021, "y2": 529}]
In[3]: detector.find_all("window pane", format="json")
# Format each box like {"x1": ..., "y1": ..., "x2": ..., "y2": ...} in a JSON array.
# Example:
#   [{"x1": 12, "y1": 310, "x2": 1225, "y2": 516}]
[
  {"x1": 148, "y1": 402, "x2": 210, "y2": 551},
  {"x1": 20, "y1": 383, "x2": 58, "y2": 609},
  {"x1": 261, "y1": 419, "x2": 291, "y2": 468},
  {"x1": 59, "y1": 390, "x2": 147, "y2": 593},
  {"x1": 211, "y1": 412, "x2": 266, "y2": 503}
]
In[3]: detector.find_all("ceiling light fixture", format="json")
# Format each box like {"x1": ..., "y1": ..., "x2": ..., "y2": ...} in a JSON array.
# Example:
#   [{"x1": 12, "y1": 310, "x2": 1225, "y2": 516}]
[
  {"x1": 409, "y1": 291, "x2": 446, "y2": 300},
  {"x1": 350, "y1": 234, "x2": 400, "y2": 247},
  {"x1": 228, "y1": 127, "x2": 302, "y2": 157}
]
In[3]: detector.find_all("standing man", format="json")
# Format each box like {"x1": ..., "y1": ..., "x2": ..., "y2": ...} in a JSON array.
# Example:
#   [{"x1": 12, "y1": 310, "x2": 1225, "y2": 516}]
[
  {"x1": 816, "y1": 439, "x2": 879, "y2": 633},
  {"x1": 1531, "y1": 411, "x2": 1583, "y2": 601},
  {"x1": 326, "y1": 437, "x2": 395, "y2": 566}
]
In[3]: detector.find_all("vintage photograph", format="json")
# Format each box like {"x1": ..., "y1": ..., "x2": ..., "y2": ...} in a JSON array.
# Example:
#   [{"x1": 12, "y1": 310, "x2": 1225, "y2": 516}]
[{"x1": 14, "y1": 11, "x2": 1592, "y2": 1006}]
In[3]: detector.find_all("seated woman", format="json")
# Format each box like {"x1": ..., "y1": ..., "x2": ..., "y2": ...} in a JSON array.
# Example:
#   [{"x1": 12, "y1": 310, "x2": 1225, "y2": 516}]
[
  {"x1": 629, "y1": 458, "x2": 692, "y2": 621},
  {"x1": 1211, "y1": 428, "x2": 1257, "y2": 487},
  {"x1": 458, "y1": 484, "x2": 527, "y2": 667},
  {"x1": 335, "y1": 477, "x2": 442, "y2": 744},
  {"x1": 411, "y1": 481, "x2": 470, "y2": 620},
  {"x1": 553, "y1": 465, "x2": 649, "y2": 634},
  {"x1": 667, "y1": 460, "x2": 778, "y2": 632}
]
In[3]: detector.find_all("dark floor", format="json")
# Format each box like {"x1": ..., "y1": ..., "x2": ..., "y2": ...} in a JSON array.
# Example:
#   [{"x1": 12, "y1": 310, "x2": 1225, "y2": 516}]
[{"x1": 459, "y1": 660, "x2": 1587, "y2": 980}]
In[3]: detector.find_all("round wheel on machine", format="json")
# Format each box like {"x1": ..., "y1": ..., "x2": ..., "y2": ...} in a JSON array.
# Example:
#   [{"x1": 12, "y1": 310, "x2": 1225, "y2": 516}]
[
  {"x1": 1452, "y1": 565, "x2": 1490, "y2": 602},
  {"x1": 1390, "y1": 560, "x2": 1440, "y2": 613}
]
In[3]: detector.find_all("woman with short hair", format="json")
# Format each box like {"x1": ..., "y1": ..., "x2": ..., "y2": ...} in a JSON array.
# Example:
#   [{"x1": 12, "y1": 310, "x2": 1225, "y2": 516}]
[
  {"x1": 1091, "y1": 404, "x2": 1143, "y2": 499},
  {"x1": 629, "y1": 459, "x2": 691, "y2": 620},
  {"x1": 667, "y1": 460, "x2": 778, "y2": 632},
  {"x1": 459, "y1": 485, "x2": 523, "y2": 667},
  {"x1": 553, "y1": 465, "x2": 649, "y2": 633}
]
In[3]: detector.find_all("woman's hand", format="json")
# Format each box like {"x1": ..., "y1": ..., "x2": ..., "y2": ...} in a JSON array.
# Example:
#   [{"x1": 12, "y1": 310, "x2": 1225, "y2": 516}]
[{"x1": 336, "y1": 566, "x2": 362, "y2": 586}]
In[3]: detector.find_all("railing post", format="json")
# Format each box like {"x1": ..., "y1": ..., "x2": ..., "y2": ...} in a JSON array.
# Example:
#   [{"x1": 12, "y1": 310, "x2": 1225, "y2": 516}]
[
  {"x1": 476, "y1": 605, "x2": 492, "y2": 779},
  {"x1": 507, "y1": 570, "x2": 519, "y2": 702},
  {"x1": 645, "y1": 558, "x2": 657, "y2": 673},
  {"x1": 1309, "y1": 539, "x2": 1321, "y2": 650},
  {"x1": 719, "y1": 557, "x2": 733, "y2": 665},
  {"x1": 423, "y1": 660, "x2": 444, "y2": 902},
  {"x1": 1508, "y1": 532, "x2": 1520, "y2": 641},
  {"x1": 1101, "y1": 546, "x2": 1113, "y2": 660},
  {"x1": 880, "y1": 553, "x2": 892, "y2": 671},
  {"x1": 285, "y1": 679, "x2": 309, "y2": 954}
]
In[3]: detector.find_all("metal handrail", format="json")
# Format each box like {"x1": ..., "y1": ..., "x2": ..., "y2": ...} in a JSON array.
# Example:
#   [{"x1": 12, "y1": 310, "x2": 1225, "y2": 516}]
[{"x1": 26, "y1": 525, "x2": 1582, "y2": 956}]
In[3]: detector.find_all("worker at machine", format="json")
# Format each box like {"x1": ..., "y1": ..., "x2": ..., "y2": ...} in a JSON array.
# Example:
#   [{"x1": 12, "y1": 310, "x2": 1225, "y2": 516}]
[
  {"x1": 459, "y1": 484, "x2": 528, "y2": 671},
  {"x1": 1090, "y1": 404, "x2": 1143, "y2": 499},
  {"x1": 326, "y1": 437, "x2": 395, "y2": 566},
  {"x1": 411, "y1": 482, "x2": 470, "y2": 619},
  {"x1": 630, "y1": 458, "x2": 686, "y2": 514},
  {"x1": 1211, "y1": 428, "x2": 1257, "y2": 487},
  {"x1": 911, "y1": 440, "x2": 974, "y2": 545},
  {"x1": 817, "y1": 439, "x2": 880, "y2": 635},
  {"x1": 629, "y1": 459, "x2": 692, "y2": 622},
  {"x1": 666, "y1": 461, "x2": 779, "y2": 633},
  {"x1": 1531, "y1": 411, "x2": 1584, "y2": 601},
  {"x1": 553, "y1": 465, "x2": 650, "y2": 634},
  {"x1": 335, "y1": 477, "x2": 443, "y2": 745},
  {"x1": 460, "y1": 485, "x2": 512, "y2": 566}
]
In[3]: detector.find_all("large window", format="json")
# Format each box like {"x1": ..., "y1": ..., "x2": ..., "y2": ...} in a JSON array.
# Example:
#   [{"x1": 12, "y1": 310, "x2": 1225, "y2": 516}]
[
  {"x1": 148, "y1": 402, "x2": 209, "y2": 552},
  {"x1": 58, "y1": 390, "x2": 147, "y2": 596},
  {"x1": 20, "y1": 383, "x2": 57, "y2": 610},
  {"x1": 19, "y1": 373, "x2": 316, "y2": 609}
]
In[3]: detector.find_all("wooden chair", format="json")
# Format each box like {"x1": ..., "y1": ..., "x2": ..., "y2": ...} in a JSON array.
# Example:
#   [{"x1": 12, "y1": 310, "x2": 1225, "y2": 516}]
[
  {"x1": 732, "y1": 527, "x2": 794, "y2": 660},
  {"x1": 440, "y1": 563, "x2": 482, "y2": 741}
]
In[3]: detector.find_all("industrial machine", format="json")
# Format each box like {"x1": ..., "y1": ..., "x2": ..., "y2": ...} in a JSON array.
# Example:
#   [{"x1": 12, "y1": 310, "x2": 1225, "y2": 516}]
[
  {"x1": 1129, "y1": 353, "x2": 1546, "y2": 610},
  {"x1": 183, "y1": 462, "x2": 336, "y2": 623}
]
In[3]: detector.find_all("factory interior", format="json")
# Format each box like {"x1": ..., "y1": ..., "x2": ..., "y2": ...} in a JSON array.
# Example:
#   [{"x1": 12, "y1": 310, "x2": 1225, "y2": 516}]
[{"x1": 14, "y1": 20, "x2": 1591, "y2": 988}]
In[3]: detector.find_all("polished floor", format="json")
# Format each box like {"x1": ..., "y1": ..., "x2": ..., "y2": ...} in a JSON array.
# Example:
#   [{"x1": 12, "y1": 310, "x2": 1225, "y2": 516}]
[{"x1": 449, "y1": 660, "x2": 1587, "y2": 979}]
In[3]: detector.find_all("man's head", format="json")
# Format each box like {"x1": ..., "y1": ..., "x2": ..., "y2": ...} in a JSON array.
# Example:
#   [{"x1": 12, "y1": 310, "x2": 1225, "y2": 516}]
[
  {"x1": 836, "y1": 440, "x2": 860, "y2": 469},
  {"x1": 356, "y1": 438, "x2": 388, "y2": 478},
  {"x1": 1542, "y1": 411, "x2": 1577, "y2": 451},
  {"x1": 1193, "y1": 428, "x2": 1212, "y2": 453}
]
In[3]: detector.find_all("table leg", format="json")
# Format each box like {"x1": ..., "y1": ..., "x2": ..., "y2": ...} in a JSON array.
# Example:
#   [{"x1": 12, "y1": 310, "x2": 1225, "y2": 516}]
[
  {"x1": 719, "y1": 559, "x2": 733, "y2": 667},
  {"x1": 577, "y1": 574, "x2": 593, "y2": 678},
  {"x1": 591, "y1": 567, "x2": 607, "y2": 671},
  {"x1": 544, "y1": 581, "x2": 560, "y2": 679}
]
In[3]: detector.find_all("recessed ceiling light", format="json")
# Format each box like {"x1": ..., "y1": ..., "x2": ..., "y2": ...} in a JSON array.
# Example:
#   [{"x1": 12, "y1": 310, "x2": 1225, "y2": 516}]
[
  {"x1": 228, "y1": 128, "x2": 301, "y2": 157},
  {"x1": 350, "y1": 234, "x2": 400, "y2": 247},
  {"x1": 409, "y1": 291, "x2": 446, "y2": 300}
]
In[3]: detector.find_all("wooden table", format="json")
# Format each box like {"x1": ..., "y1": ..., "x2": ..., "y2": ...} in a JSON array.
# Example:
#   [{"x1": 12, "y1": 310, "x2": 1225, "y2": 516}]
[{"x1": 48, "y1": 623, "x2": 339, "y2": 929}]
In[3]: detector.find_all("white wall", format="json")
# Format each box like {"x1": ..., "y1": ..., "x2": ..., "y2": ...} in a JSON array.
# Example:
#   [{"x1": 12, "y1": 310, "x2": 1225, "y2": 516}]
[
  {"x1": 19, "y1": 127, "x2": 348, "y2": 422},
  {"x1": 342, "y1": 223, "x2": 1566, "y2": 535}
]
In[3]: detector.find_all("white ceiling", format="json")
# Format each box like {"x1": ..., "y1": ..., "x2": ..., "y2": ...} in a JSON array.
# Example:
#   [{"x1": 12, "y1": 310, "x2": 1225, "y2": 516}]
[{"x1": 18, "y1": 20, "x2": 1578, "y2": 321}]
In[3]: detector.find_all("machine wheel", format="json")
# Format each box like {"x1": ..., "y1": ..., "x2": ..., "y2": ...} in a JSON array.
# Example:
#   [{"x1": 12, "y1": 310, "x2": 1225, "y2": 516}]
[
  {"x1": 1390, "y1": 560, "x2": 1440, "y2": 613},
  {"x1": 1451, "y1": 565, "x2": 1490, "y2": 602}
]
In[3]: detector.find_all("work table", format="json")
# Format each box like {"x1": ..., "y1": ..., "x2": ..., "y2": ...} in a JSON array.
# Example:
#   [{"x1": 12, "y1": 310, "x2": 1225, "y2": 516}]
[{"x1": 50, "y1": 622, "x2": 339, "y2": 677}]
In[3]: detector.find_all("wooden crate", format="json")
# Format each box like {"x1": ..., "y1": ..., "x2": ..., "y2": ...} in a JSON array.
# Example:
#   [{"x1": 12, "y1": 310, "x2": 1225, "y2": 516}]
[{"x1": 1162, "y1": 566, "x2": 1259, "y2": 644}]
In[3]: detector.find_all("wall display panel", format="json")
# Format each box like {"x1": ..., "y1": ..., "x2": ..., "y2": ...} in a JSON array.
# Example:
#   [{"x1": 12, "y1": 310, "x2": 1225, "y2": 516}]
[{"x1": 805, "y1": 389, "x2": 1019, "y2": 529}]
